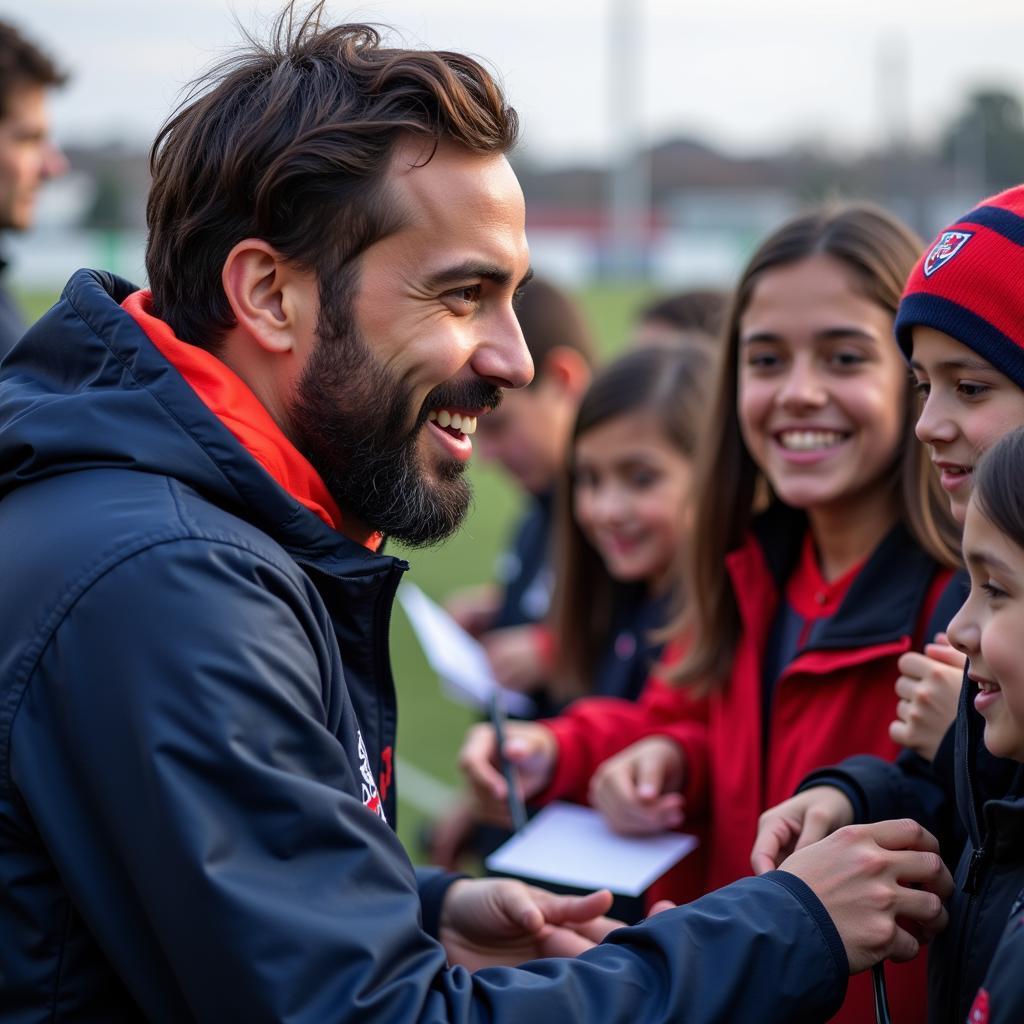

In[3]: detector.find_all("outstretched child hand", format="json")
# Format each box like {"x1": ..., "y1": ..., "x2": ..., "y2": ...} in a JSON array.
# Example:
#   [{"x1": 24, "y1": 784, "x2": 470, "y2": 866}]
[
  {"x1": 889, "y1": 633, "x2": 966, "y2": 761},
  {"x1": 588, "y1": 735, "x2": 686, "y2": 835}
]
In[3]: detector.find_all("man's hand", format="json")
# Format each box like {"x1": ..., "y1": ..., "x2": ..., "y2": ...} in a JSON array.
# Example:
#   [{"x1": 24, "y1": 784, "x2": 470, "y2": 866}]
[
  {"x1": 751, "y1": 786, "x2": 854, "y2": 875},
  {"x1": 779, "y1": 819, "x2": 952, "y2": 974},
  {"x1": 889, "y1": 635, "x2": 965, "y2": 761},
  {"x1": 439, "y1": 878, "x2": 620, "y2": 970},
  {"x1": 458, "y1": 721, "x2": 558, "y2": 826},
  {"x1": 482, "y1": 626, "x2": 548, "y2": 693},
  {"x1": 588, "y1": 736, "x2": 686, "y2": 835}
]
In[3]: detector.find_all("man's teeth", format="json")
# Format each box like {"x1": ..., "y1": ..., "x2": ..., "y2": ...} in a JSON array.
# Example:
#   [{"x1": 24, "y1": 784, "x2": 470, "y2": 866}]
[
  {"x1": 427, "y1": 410, "x2": 477, "y2": 434},
  {"x1": 779, "y1": 430, "x2": 845, "y2": 451}
]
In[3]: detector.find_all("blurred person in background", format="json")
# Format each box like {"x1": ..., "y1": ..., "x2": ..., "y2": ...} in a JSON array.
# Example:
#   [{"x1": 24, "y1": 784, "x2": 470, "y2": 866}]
[
  {"x1": 446, "y1": 276, "x2": 594, "y2": 707},
  {"x1": 0, "y1": 19, "x2": 66, "y2": 359},
  {"x1": 436, "y1": 345, "x2": 708, "y2": 883},
  {"x1": 630, "y1": 288, "x2": 726, "y2": 350}
]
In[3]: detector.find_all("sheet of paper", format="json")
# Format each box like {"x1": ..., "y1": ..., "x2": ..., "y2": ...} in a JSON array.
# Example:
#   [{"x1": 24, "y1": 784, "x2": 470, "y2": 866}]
[
  {"x1": 485, "y1": 801, "x2": 698, "y2": 896},
  {"x1": 397, "y1": 582, "x2": 536, "y2": 718}
]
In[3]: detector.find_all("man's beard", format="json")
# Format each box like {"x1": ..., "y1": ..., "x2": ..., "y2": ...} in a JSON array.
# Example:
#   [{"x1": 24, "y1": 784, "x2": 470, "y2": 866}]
[{"x1": 288, "y1": 312, "x2": 500, "y2": 547}]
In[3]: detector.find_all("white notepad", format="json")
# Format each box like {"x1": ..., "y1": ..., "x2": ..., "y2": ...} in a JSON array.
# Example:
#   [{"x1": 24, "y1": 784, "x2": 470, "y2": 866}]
[{"x1": 486, "y1": 801, "x2": 698, "y2": 896}]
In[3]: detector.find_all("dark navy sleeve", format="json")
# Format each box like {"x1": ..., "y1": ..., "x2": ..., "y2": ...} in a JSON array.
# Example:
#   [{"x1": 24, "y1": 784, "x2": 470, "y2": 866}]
[
  {"x1": 801, "y1": 751, "x2": 945, "y2": 827},
  {"x1": 0, "y1": 277, "x2": 27, "y2": 361},
  {"x1": 11, "y1": 538, "x2": 847, "y2": 1024},
  {"x1": 415, "y1": 867, "x2": 465, "y2": 938}
]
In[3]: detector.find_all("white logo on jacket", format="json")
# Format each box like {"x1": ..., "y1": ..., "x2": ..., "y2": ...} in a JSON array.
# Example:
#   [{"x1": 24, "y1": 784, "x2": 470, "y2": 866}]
[{"x1": 357, "y1": 729, "x2": 386, "y2": 822}]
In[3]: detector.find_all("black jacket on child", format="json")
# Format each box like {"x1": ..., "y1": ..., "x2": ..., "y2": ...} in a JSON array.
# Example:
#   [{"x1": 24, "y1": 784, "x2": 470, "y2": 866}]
[{"x1": 805, "y1": 602, "x2": 1024, "y2": 1024}]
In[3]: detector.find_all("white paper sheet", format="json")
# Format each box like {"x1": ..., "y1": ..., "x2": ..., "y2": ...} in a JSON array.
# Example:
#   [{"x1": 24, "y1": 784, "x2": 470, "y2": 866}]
[
  {"x1": 485, "y1": 801, "x2": 698, "y2": 896},
  {"x1": 397, "y1": 582, "x2": 536, "y2": 718}
]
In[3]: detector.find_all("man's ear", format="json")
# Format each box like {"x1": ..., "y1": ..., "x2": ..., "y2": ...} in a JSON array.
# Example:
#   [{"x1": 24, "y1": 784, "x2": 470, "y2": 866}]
[
  {"x1": 536, "y1": 346, "x2": 592, "y2": 399},
  {"x1": 221, "y1": 239, "x2": 312, "y2": 355}
]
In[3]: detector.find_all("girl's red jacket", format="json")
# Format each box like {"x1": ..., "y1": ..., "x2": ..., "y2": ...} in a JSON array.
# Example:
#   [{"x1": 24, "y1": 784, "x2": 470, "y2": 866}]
[{"x1": 539, "y1": 509, "x2": 955, "y2": 1024}]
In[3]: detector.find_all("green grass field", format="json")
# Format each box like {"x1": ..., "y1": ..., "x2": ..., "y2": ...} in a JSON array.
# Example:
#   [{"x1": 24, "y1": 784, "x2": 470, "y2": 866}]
[{"x1": 14, "y1": 281, "x2": 652, "y2": 860}]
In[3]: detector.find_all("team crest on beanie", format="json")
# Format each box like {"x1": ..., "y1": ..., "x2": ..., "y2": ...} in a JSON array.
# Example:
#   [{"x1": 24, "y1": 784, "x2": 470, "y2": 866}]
[
  {"x1": 923, "y1": 230, "x2": 973, "y2": 276},
  {"x1": 894, "y1": 183, "x2": 1024, "y2": 390}
]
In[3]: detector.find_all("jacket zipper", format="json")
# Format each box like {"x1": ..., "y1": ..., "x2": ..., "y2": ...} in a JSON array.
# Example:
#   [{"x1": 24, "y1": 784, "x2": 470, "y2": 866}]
[
  {"x1": 372, "y1": 565, "x2": 405, "y2": 827},
  {"x1": 951, "y1": 685, "x2": 988, "y2": 1024},
  {"x1": 294, "y1": 555, "x2": 407, "y2": 829}
]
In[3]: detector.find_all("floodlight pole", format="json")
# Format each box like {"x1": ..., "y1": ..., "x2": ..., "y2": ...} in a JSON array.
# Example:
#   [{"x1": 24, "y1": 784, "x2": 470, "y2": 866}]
[{"x1": 607, "y1": 0, "x2": 650, "y2": 279}]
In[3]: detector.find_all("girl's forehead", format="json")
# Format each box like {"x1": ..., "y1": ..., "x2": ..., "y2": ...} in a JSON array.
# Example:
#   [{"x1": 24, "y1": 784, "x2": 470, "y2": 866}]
[{"x1": 740, "y1": 256, "x2": 890, "y2": 337}]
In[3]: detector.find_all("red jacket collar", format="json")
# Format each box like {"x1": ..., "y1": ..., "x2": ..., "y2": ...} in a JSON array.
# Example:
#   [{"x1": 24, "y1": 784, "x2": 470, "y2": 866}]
[{"x1": 122, "y1": 290, "x2": 382, "y2": 552}]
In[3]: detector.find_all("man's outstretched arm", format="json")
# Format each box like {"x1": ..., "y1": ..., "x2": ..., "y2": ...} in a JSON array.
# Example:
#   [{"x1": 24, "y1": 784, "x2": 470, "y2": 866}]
[{"x1": 12, "y1": 539, "x2": 949, "y2": 1023}]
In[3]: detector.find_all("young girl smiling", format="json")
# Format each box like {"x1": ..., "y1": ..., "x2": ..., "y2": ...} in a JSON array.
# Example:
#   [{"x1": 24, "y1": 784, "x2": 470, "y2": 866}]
[{"x1": 935, "y1": 427, "x2": 1024, "y2": 1024}]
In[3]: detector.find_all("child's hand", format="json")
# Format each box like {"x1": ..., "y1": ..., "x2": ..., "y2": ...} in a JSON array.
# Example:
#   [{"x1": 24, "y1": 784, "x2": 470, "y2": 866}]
[
  {"x1": 482, "y1": 626, "x2": 549, "y2": 692},
  {"x1": 588, "y1": 735, "x2": 686, "y2": 835},
  {"x1": 458, "y1": 721, "x2": 558, "y2": 826},
  {"x1": 889, "y1": 633, "x2": 965, "y2": 761},
  {"x1": 750, "y1": 786, "x2": 854, "y2": 875}
]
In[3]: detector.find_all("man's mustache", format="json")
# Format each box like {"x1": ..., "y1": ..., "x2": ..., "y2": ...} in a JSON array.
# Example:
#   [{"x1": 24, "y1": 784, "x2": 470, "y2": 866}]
[{"x1": 415, "y1": 380, "x2": 503, "y2": 430}]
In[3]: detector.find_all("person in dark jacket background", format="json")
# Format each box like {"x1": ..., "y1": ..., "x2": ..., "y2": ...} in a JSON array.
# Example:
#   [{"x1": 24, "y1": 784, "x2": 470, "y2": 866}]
[
  {"x1": 0, "y1": 18, "x2": 67, "y2": 358},
  {"x1": 0, "y1": 3, "x2": 954, "y2": 1022}
]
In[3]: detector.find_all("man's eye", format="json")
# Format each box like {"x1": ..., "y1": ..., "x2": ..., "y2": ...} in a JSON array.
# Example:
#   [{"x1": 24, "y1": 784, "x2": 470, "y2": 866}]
[{"x1": 451, "y1": 285, "x2": 481, "y2": 304}]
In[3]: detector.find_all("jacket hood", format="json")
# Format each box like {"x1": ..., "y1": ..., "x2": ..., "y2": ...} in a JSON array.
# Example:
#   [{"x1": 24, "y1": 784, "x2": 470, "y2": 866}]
[{"x1": 0, "y1": 269, "x2": 384, "y2": 566}]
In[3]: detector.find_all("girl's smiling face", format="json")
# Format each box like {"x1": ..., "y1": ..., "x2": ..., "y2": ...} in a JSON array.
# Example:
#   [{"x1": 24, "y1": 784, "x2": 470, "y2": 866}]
[
  {"x1": 911, "y1": 327, "x2": 1024, "y2": 524},
  {"x1": 948, "y1": 496, "x2": 1024, "y2": 761},
  {"x1": 737, "y1": 253, "x2": 907, "y2": 517},
  {"x1": 572, "y1": 412, "x2": 693, "y2": 592}
]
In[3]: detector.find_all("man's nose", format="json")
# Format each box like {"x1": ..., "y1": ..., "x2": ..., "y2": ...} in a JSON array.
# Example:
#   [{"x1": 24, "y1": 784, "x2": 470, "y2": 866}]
[{"x1": 471, "y1": 307, "x2": 533, "y2": 390}]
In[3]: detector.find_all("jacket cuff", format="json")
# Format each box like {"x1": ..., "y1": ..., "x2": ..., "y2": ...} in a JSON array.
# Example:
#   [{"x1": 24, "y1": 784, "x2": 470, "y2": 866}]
[
  {"x1": 535, "y1": 717, "x2": 586, "y2": 804},
  {"x1": 797, "y1": 769, "x2": 868, "y2": 823},
  {"x1": 415, "y1": 867, "x2": 467, "y2": 939},
  {"x1": 649, "y1": 721, "x2": 709, "y2": 816},
  {"x1": 764, "y1": 869, "x2": 849, "y2": 978}
]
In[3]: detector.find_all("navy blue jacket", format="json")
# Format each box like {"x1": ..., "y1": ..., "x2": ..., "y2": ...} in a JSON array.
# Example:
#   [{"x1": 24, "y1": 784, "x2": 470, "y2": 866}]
[
  {"x1": 0, "y1": 256, "x2": 26, "y2": 360},
  {"x1": 0, "y1": 269, "x2": 851, "y2": 1023}
]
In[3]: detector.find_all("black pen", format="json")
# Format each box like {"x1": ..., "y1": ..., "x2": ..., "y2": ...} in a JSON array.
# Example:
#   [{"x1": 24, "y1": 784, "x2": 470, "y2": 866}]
[
  {"x1": 489, "y1": 692, "x2": 528, "y2": 832},
  {"x1": 872, "y1": 963, "x2": 892, "y2": 1024}
]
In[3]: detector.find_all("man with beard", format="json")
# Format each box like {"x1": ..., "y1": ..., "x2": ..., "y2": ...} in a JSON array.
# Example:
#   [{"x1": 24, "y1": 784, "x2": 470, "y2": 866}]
[
  {"x1": 0, "y1": 5, "x2": 954, "y2": 1022},
  {"x1": 0, "y1": 20, "x2": 67, "y2": 357}
]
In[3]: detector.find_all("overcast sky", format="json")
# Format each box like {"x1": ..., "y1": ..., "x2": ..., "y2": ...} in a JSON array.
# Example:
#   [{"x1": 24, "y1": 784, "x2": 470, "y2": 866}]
[{"x1": 10, "y1": 0, "x2": 1024, "y2": 164}]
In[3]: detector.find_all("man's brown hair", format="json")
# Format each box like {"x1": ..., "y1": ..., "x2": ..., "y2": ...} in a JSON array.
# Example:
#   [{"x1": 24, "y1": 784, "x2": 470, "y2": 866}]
[
  {"x1": 146, "y1": 1, "x2": 519, "y2": 352},
  {"x1": 0, "y1": 20, "x2": 66, "y2": 118}
]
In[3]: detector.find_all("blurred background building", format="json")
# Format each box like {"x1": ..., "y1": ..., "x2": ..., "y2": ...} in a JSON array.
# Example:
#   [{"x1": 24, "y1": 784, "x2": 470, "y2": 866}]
[{"x1": 8, "y1": 0, "x2": 1024, "y2": 294}]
